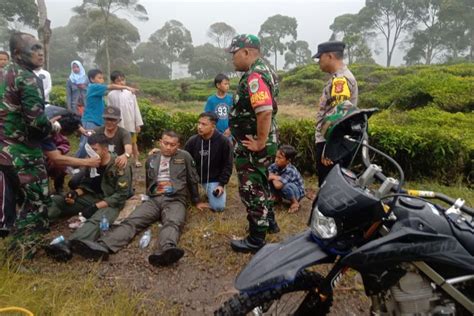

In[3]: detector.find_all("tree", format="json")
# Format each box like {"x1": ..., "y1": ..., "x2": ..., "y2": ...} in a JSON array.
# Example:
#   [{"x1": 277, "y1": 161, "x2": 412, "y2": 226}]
[
  {"x1": 188, "y1": 43, "x2": 233, "y2": 79},
  {"x1": 37, "y1": 0, "x2": 51, "y2": 70},
  {"x1": 0, "y1": 0, "x2": 38, "y2": 29},
  {"x1": 48, "y1": 26, "x2": 82, "y2": 73},
  {"x1": 330, "y1": 13, "x2": 375, "y2": 64},
  {"x1": 74, "y1": 0, "x2": 148, "y2": 78},
  {"x1": 359, "y1": 0, "x2": 416, "y2": 66},
  {"x1": 149, "y1": 20, "x2": 193, "y2": 78},
  {"x1": 207, "y1": 22, "x2": 237, "y2": 49},
  {"x1": 284, "y1": 40, "x2": 312, "y2": 69},
  {"x1": 258, "y1": 14, "x2": 297, "y2": 70},
  {"x1": 133, "y1": 41, "x2": 171, "y2": 79}
]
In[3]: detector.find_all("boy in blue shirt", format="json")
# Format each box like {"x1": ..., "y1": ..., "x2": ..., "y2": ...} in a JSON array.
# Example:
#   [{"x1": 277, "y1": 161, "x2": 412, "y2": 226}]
[
  {"x1": 204, "y1": 74, "x2": 232, "y2": 137},
  {"x1": 76, "y1": 69, "x2": 137, "y2": 158},
  {"x1": 268, "y1": 145, "x2": 305, "y2": 213}
]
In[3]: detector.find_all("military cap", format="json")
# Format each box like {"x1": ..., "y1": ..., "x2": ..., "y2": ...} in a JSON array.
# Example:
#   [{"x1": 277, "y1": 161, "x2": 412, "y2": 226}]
[
  {"x1": 313, "y1": 41, "x2": 346, "y2": 59},
  {"x1": 103, "y1": 106, "x2": 121, "y2": 120},
  {"x1": 226, "y1": 34, "x2": 261, "y2": 53}
]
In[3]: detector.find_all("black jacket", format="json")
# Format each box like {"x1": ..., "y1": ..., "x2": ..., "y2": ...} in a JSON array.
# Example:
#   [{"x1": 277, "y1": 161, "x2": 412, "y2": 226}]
[{"x1": 184, "y1": 130, "x2": 233, "y2": 186}]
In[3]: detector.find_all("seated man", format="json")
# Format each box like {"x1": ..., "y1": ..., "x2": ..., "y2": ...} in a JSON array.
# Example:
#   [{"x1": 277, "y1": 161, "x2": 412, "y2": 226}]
[
  {"x1": 71, "y1": 131, "x2": 206, "y2": 266},
  {"x1": 45, "y1": 133, "x2": 132, "y2": 261},
  {"x1": 184, "y1": 112, "x2": 233, "y2": 212},
  {"x1": 268, "y1": 145, "x2": 305, "y2": 213}
]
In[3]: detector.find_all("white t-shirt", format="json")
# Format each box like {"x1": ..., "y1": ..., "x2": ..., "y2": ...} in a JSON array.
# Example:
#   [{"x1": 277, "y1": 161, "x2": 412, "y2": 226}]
[
  {"x1": 34, "y1": 68, "x2": 52, "y2": 103},
  {"x1": 107, "y1": 89, "x2": 143, "y2": 133}
]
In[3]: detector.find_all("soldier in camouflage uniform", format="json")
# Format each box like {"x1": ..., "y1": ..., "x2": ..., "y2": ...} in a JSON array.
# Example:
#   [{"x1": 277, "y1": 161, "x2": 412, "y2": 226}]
[
  {"x1": 226, "y1": 34, "x2": 280, "y2": 253},
  {"x1": 0, "y1": 33, "x2": 52, "y2": 246},
  {"x1": 314, "y1": 41, "x2": 358, "y2": 187}
]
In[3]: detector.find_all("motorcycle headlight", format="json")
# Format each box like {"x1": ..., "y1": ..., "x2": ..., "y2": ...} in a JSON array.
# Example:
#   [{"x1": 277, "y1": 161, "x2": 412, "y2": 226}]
[{"x1": 310, "y1": 205, "x2": 337, "y2": 239}]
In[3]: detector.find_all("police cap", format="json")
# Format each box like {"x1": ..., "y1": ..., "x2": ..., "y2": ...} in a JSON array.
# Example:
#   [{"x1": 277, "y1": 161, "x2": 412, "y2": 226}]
[
  {"x1": 313, "y1": 41, "x2": 345, "y2": 59},
  {"x1": 226, "y1": 34, "x2": 261, "y2": 53}
]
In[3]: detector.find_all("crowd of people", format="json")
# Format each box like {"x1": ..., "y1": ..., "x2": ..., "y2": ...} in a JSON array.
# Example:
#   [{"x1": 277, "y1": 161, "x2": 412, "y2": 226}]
[{"x1": 0, "y1": 31, "x2": 357, "y2": 266}]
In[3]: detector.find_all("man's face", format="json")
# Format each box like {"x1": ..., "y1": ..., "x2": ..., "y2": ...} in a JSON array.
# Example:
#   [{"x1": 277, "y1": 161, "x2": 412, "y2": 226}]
[
  {"x1": 16, "y1": 35, "x2": 44, "y2": 70},
  {"x1": 216, "y1": 79, "x2": 230, "y2": 93},
  {"x1": 0, "y1": 54, "x2": 9, "y2": 68},
  {"x1": 159, "y1": 135, "x2": 180, "y2": 157},
  {"x1": 197, "y1": 117, "x2": 215, "y2": 138},
  {"x1": 317, "y1": 52, "x2": 332, "y2": 73},
  {"x1": 104, "y1": 117, "x2": 119, "y2": 131},
  {"x1": 92, "y1": 73, "x2": 105, "y2": 83},
  {"x1": 232, "y1": 48, "x2": 249, "y2": 72},
  {"x1": 90, "y1": 143, "x2": 108, "y2": 159}
]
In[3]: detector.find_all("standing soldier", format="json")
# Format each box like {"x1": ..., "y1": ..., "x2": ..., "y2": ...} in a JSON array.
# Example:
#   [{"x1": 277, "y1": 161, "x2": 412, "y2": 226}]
[
  {"x1": 226, "y1": 34, "x2": 280, "y2": 253},
  {"x1": 0, "y1": 32, "x2": 52, "y2": 246},
  {"x1": 314, "y1": 41, "x2": 358, "y2": 186}
]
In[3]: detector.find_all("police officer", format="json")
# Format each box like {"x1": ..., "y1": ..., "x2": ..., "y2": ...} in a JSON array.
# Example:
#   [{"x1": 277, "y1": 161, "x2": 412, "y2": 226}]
[
  {"x1": 314, "y1": 41, "x2": 358, "y2": 186},
  {"x1": 226, "y1": 34, "x2": 280, "y2": 253},
  {"x1": 0, "y1": 32, "x2": 52, "y2": 241}
]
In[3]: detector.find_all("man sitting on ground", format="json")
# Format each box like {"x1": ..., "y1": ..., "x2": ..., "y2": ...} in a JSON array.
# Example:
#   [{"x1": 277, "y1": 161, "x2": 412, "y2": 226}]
[
  {"x1": 184, "y1": 112, "x2": 233, "y2": 212},
  {"x1": 45, "y1": 133, "x2": 132, "y2": 261},
  {"x1": 71, "y1": 131, "x2": 207, "y2": 266}
]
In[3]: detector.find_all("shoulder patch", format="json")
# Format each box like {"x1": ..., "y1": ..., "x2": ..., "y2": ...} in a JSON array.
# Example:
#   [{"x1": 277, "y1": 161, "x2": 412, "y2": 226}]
[
  {"x1": 118, "y1": 181, "x2": 128, "y2": 188},
  {"x1": 249, "y1": 78, "x2": 259, "y2": 93},
  {"x1": 331, "y1": 77, "x2": 350, "y2": 98}
]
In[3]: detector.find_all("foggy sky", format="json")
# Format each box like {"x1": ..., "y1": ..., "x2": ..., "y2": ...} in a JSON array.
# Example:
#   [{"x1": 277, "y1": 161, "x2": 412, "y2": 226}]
[{"x1": 45, "y1": 0, "x2": 404, "y2": 66}]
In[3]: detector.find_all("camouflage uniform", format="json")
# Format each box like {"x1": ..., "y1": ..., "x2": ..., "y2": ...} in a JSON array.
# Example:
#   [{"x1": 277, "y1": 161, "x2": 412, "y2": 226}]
[
  {"x1": 0, "y1": 62, "x2": 52, "y2": 241},
  {"x1": 229, "y1": 35, "x2": 279, "y2": 235}
]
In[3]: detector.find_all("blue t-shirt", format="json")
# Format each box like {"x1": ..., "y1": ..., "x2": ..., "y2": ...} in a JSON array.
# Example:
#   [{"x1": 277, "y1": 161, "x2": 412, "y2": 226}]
[
  {"x1": 82, "y1": 83, "x2": 108, "y2": 126},
  {"x1": 204, "y1": 94, "x2": 232, "y2": 133}
]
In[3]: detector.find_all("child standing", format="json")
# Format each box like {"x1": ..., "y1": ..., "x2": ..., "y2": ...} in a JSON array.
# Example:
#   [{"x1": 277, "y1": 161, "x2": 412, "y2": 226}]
[
  {"x1": 76, "y1": 69, "x2": 137, "y2": 158},
  {"x1": 204, "y1": 74, "x2": 232, "y2": 137},
  {"x1": 268, "y1": 145, "x2": 305, "y2": 213},
  {"x1": 107, "y1": 71, "x2": 143, "y2": 167}
]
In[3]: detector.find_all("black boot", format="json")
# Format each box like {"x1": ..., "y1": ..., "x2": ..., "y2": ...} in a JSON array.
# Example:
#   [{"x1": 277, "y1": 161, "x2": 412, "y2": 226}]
[
  {"x1": 267, "y1": 211, "x2": 280, "y2": 234},
  {"x1": 148, "y1": 246, "x2": 185, "y2": 267},
  {"x1": 231, "y1": 226, "x2": 266, "y2": 254},
  {"x1": 71, "y1": 239, "x2": 109, "y2": 261},
  {"x1": 44, "y1": 239, "x2": 73, "y2": 262}
]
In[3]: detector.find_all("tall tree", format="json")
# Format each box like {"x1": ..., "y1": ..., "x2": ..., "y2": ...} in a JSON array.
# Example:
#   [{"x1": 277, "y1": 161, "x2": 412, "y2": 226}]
[
  {"x1": 37, "y1": 0, "x2": 51, "y2": 70},
  {"x1": 134, "y1": 41, "x2": 171, "y2": 79},
  {"x1": 74, "y1": 0, "x2": 148, "y2": 78},
  {"x1": 48, "y1": 25, "x2": 82, "y2": 73},
  {"x1": 258, "y1": 14, "x2": 297, "y2": 69},
  {"x1": 359, "y1": 0, "x2": 416, "y2": 66},
  {"x1": 0, "y1": 0, "x2": 38, "y2": 29},
  {"x1": 149, "y1": 20, "x2": 193, "y2": 78},
  {"x1": 330, "y1": 13, "x2": 374, "y2": 64},
  {"x1": 188, "y1": 43, "x2": 233, "y2": 79},
  {"x1": 207, "y1": 22, "x2": 236, "y2": 49},
  {"x1": 284, "y1": 40, "x2": 312, "y2": 69}
]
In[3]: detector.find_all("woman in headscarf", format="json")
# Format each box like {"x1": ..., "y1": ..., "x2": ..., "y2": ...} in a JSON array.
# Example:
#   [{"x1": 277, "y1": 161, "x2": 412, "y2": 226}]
[{"x1": 66, "y1": 60, "x2": 88, "y2": 115}]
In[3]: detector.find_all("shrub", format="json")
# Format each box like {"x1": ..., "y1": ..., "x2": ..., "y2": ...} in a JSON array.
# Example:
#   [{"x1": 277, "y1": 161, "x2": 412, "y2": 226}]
[{"x1": 49, "y1": 86, "x2": 67, "y2": 108}]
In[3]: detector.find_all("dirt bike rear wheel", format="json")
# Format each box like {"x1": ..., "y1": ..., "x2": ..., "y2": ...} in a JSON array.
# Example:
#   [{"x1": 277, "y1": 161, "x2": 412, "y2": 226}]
[{"x1": 215, "y1": 271, "x2": 332, "y2": 316}]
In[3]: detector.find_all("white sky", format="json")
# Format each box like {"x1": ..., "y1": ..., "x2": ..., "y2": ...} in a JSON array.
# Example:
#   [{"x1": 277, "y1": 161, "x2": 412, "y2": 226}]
[{"x1": 44, "y1": 0, "x2": 403, "y2": 66}]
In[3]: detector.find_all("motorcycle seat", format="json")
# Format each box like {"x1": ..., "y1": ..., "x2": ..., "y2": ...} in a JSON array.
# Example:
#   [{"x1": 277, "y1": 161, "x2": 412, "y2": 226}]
[{"x1": 447, "y1": 214, "x2": 474, "y2": 256}]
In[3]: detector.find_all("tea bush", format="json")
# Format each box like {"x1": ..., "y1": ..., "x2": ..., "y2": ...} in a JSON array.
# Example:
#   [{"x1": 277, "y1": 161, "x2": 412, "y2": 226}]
[{"x1": 49, "y1": 85, "x2": 67, "y2": 108}]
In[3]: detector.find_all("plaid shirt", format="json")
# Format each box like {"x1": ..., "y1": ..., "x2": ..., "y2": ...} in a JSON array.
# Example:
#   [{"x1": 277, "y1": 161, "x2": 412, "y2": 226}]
[{"x1": 268, "y1": 163, "x2": 305, "y2": 196}]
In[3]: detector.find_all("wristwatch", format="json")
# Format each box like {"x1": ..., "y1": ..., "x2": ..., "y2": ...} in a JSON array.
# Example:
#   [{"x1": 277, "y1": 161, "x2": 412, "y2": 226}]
[{"x1": 125, "y1": 153, "x2": 131, "y2": 158}]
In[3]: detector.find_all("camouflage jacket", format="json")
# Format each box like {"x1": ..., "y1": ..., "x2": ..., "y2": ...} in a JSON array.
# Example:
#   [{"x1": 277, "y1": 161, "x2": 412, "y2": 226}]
[
  {"x1": 315, "y1": 65, "x2": 358, "y2": 143},
  {"x1": 0, "y1": 62, "x2": 52, "y2": 165},
  {"x1": 229, "y1": 57, "x2": 279, "y2": 145}
]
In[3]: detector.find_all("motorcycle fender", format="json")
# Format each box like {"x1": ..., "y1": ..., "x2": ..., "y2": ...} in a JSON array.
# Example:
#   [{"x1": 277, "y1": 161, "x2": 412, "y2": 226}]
[{"x1": 235, "y1": 230, "x2": 332, "y2": 292}]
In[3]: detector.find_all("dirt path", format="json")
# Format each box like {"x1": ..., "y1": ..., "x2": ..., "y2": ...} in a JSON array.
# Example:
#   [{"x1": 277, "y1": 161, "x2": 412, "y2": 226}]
[{"x1": 33, "y1": 166, "x2": 369, "y2": 315}]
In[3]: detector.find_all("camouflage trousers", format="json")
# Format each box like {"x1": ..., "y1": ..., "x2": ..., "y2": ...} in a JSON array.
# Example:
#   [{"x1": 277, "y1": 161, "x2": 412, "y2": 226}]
[{"x1": 234, "y1": 143, "x2": 277, "y2": 233}]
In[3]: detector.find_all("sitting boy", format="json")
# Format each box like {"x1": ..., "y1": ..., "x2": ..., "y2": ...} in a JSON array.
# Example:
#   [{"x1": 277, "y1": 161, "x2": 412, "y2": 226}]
[
  {"x1": 268, "y1": 145, "x2": 305, "y2": 213},
  {"x1": 45, "y1": 134, "x2": 132, "y2": 261}
]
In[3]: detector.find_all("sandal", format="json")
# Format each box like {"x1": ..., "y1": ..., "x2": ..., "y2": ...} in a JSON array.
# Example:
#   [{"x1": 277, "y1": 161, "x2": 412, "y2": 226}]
[{"x1": 135, "y1": 161, "x2": 142, "y2": 168}]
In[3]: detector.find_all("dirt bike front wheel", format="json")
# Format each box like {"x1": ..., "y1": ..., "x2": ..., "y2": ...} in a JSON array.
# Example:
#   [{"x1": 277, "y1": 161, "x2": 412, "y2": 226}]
[{"x1": 215, "y1": 271, "x2": 333, "y2": 316}]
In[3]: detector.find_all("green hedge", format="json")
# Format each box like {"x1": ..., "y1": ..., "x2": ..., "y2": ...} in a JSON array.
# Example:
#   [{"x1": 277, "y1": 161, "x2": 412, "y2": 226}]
[{"x1": 138, "y1": 103, "x2": 473, "y2": 184}]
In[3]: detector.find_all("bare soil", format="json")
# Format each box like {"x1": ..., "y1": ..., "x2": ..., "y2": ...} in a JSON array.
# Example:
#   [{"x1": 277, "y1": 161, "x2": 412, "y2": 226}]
[{"x1": 31, "y1": 166, "x2": 369, "y2": 315}]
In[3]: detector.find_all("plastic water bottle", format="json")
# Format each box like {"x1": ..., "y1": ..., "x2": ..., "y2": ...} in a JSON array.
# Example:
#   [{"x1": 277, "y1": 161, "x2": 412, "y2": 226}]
[
  {"x1": 78, "y1": 212, "x2": 87, "y2": 224},
  {"x1": 139, "y1": 229, "x2": 151, "y2": 248},
  {"x1": 99, "y1": 215, "x2": 109, "y2": 234},
  {"x1": 50, "y1": 235, "x2": 65, "y2": 245}
]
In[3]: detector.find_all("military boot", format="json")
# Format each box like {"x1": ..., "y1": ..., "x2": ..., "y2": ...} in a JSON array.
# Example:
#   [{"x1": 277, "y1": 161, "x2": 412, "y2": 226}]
[
  {"x1": 231, "y1": 226, "x2": 266, "y2": 253},
  {"x1": 267, "y1": 211, "x2": 280, "y2": 234}
]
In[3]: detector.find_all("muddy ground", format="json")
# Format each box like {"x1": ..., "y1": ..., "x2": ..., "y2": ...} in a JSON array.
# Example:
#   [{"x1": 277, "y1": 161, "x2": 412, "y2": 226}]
[{"x1": 32, "y1": 166, "x2": 369, "y2": 315}]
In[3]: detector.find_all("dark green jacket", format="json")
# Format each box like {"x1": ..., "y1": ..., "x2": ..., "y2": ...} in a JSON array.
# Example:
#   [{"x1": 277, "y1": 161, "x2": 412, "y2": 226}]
[{"x1": 79, "y1": 154, "x2": 132, "y2": 209}]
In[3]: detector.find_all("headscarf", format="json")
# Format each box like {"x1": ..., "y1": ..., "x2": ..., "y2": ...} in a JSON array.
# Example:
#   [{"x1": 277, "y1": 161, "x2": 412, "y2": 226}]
[{"x1": 69, "y1": 60, "x2": 88, "y2": 85}]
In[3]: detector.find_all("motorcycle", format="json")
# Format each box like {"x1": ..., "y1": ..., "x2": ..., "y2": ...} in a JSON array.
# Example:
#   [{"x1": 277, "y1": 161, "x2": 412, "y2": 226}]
[{"x1": 216, "y1": 108, "x2": 474, "y2": 315}]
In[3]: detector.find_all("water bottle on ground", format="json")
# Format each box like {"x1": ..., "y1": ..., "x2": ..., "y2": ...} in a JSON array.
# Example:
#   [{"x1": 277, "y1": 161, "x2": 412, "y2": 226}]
[
  {"x1": 50, "y1": 235, "x2": 65, "y2": 245},
  {"x1": 99, "y1": 215, "x2": 109, "y2": 234},
  {"x1": 78, "y1": 212, "x2": 87, "y2": 224},
  {"x1": 139, "y1": 229, "x2": 151, "y2": 248}
]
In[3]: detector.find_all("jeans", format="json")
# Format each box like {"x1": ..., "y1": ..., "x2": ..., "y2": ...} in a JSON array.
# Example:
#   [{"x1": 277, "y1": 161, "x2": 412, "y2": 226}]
[
  {"x1": 202, "y1": 182, "x2": 226, "y2": 212},
  {"x1": 76, "y1": 121, "x2": 100, "y2": 158},
  {"x1": 279, "y1": 183, "x2": 304, "y2": 201}
]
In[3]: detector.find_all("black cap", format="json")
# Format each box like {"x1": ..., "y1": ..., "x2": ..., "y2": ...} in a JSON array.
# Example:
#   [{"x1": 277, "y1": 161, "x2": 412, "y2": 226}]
[
  {"x1": 313, "y1": 41, "x2": 345, "y2": 59},
  {"x1": 103, "y1": 106, "x2": 121, "y2": 120}
]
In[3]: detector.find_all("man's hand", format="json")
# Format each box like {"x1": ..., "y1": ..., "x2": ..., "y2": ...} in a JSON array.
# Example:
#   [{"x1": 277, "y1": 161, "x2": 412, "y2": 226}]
[
  {"x1": 321, "y1": 156, "x2": 334, "y2": 167},
  {"x1": 82, "y1": 204, "x2": 99, "y2": 218},
  {"x1": 135, "y1": 126, "x2": 141, "y2": 133},
  {"x1": 268, "y1": 173, "x2": 279, "y2": 181},
  {"x1": 195, "y1": 202, "x2": 209, "y2": 211},
  {"x1": 65, "y1": 190, "x2": 78, "y2": 205},
  {"x1": 242, "y1": 135, "x2": 265, "y2": 152},
  {"x1": 213, "y1": 185, "x2": 224, "y2": 197},
  {"x1": 115, "y1": 154, "x2": 128, "y2": 169},
  {"x1": 148, "y1": 148, "x2": 159, "y2": 156},
  {"x1": 79, "y1": 126, "x2": 95, "y2": 137},
  {"x1": 127, "y1": 87, "x2": 139, "y2": 94},
  {"x1": 84, "y1": 157, "x2": 101, "y2": 168},
  {"x1": 223, "y1": 128, "x2": 231, "y2": 137}
]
